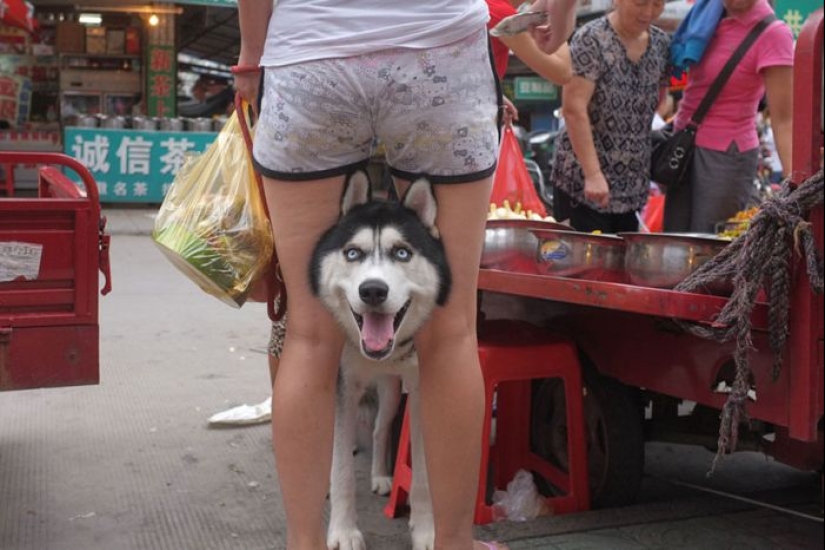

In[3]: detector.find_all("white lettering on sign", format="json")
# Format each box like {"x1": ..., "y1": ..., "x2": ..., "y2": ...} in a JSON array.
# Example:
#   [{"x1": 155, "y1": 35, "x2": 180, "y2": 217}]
[
  {"x1": 133, "y1": 181, "x2": 149, "y2": 197},
  {"x1": 160, "y1": 137, "x2": 196, "y2": 175},
  {"x1": 117, "y1": 136, "x2": 153, "y2": 176},
  {"x1": 0, "y1": 241, "x2": 44, "y2": 283},
  {"x1": 71, "y1": 134, "x2": 111, "y2": 174}
]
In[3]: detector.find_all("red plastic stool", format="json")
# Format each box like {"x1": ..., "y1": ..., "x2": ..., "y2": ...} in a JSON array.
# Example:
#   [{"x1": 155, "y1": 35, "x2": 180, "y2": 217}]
[{"x1": 384, "y1": 320, "x2": 590, "y2": 524}]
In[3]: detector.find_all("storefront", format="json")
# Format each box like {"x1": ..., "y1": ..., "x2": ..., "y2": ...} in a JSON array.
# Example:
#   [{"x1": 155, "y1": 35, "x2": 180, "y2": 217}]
[{"x1": 1, "y1": 1, "x2": 236, "y2": 201}]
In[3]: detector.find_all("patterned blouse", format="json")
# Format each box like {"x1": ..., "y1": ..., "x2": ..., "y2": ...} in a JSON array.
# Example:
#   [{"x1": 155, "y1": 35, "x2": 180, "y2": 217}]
[{"x1": 551, "y1": 17, "x2": 671, "y2": 214}]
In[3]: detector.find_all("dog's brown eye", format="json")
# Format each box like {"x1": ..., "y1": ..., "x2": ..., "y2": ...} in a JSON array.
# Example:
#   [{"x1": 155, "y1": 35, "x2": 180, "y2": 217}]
[
  {"x1": 393, "y1": 247, "x2": 412, "y2": 262},
  {"x1": 345, "y1": 247, "x2": 364, "y2": 262}
]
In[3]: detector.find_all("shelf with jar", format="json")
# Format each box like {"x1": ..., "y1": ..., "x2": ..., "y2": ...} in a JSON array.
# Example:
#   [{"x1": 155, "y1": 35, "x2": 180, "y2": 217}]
[{"x1": 0, "y1": 25, "x2": 61, "y2": 132}]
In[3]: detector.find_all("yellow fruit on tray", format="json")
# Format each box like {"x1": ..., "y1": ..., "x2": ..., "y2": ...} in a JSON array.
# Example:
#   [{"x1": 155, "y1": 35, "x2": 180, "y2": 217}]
[
  {"x1": 718, "y1": 206, "x2": 759, "y2": 239},
  {"x1": 487, "y1": 202, "x2": 558, "y2": 223}
]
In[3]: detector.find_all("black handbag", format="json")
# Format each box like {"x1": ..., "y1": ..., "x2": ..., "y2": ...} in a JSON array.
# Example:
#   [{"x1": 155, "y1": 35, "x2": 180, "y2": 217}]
[{"x1": 650, "y1": 15, "x2": 776, "y2": 188}]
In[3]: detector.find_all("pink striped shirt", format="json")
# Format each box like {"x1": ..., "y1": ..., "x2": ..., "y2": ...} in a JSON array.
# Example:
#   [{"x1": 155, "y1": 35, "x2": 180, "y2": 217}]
[{"x1": 675, "y1": 0, "x2": 794, "y2": 152}]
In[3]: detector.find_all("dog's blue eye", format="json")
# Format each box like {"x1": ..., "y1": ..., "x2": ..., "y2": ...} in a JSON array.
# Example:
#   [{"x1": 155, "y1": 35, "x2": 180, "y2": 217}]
[
  {"x1": 393, "y1": 247, "x2": 412, "y2": 262},
  {"x1": 345, "y1": 248, "x2": 364, "y2": 262}
]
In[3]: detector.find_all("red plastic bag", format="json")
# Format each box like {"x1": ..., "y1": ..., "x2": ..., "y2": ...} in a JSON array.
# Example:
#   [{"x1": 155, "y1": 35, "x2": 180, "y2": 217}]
[
  {"x1": 642, "y1": 194, "x2": 665, "y2": 233},
  {"x1": 491, "y1": 124, "x2": 547, "y2": 217}
]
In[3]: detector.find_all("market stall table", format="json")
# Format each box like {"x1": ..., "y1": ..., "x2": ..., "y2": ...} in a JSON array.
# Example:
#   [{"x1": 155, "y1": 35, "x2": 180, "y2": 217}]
[{"x1": 476, "y1": 8, "x2": 824, "y2": 508}]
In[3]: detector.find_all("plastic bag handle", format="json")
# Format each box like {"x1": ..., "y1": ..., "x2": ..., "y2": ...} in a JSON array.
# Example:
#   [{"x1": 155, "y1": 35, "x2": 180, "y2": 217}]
[{"x1": 235, "y1": 93, "x2": 287, "y2": 322}]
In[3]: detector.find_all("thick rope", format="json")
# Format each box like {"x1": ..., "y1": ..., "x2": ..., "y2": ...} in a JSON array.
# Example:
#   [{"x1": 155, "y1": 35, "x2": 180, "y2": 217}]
[{"x1": 673, "y1": 170, "x2": 824, "y2": 472}]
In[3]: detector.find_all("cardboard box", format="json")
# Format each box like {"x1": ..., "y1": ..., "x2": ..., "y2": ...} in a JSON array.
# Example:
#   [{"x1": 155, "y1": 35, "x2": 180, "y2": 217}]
[
  {"x1": 86, "y1": 27, "x2": 107, "y2": 55},
  {"x1": 106, "y1": 29, "x2": 126, "y2": 55},
  {"x1": 55, "y1": 22, "x2": 85, "y2": 54}
]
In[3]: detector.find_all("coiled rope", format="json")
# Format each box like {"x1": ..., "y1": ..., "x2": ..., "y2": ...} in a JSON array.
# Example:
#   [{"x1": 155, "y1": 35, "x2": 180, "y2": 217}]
[{"x1": 672, "y1": 170, "x2": 824, "y2": 472}]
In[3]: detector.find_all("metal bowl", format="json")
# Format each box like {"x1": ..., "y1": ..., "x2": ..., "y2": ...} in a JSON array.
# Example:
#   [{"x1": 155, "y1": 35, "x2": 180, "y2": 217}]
[
  {"x1": 619, "y1": 232, "x2": 732, "y2": 294},
  {"x1": 482, "y1": 219, "x2": 571, "y2": 273},
  {"x1": 530, "y1": 229, "x2": 626, "y2": 282},
  {"x1": 187, "y1": 118, "x2": 215, "y2": 132}
]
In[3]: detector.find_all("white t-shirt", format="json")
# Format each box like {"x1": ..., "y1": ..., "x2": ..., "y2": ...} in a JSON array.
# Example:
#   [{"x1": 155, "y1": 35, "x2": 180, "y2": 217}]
[{"x1": 260, "y1": 0, "x2": 490, "y2": 67}]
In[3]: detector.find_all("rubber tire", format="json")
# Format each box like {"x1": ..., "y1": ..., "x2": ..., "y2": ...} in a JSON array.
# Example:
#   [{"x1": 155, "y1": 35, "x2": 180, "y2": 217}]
[{"x1": 531, "y1": 360, "x2": 645, "y2": 509}]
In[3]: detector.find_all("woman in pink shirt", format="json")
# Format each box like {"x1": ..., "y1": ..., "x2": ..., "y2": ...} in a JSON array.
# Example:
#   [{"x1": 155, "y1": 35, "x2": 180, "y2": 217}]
[{"x1": 664, "y1": 0, "x2": 794, "y2": 233}]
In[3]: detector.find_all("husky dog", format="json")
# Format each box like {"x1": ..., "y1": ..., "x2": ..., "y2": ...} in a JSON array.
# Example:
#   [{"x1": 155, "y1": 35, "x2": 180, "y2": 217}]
[{"x1": 310, "y1": 171, "x2": 451, "y2": 550}]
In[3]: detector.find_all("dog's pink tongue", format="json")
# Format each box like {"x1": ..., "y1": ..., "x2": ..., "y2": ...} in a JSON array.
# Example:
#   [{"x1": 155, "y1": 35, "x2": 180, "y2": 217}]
[{"x1": 361, "y1": 312, "x2": 395, "y2": 352}]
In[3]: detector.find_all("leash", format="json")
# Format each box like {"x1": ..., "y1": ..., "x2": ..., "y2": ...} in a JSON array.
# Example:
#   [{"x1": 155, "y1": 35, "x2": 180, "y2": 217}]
[{"x1": 235, "y1": 93, "x2": 287, "y2": 322}]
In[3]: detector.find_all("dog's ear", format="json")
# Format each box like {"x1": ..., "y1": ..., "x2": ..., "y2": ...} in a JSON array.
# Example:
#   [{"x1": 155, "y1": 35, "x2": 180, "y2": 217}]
[
  {"x1": 341, "y1": 171, "x2": 372, "y2": 216},
  {"x1": 403, "y1": 178, "x2": 438, "y2": 236}
]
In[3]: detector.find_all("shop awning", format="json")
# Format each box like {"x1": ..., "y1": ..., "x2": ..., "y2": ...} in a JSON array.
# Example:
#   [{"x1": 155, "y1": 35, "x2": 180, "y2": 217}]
[{"x1": 0, "y1": 0, "x2": 37, "y2": 34}]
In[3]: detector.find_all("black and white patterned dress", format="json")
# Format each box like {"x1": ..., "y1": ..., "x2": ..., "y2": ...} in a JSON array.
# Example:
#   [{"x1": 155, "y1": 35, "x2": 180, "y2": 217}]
[{"x1": 551, "y1": 17, "x2": 671, "y2": 214}]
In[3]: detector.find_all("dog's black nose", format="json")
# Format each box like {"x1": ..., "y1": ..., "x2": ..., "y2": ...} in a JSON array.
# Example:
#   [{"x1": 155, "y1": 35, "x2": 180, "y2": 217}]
[{"x1": 359, "y1": 279, "x2": 389, "y2": 306}]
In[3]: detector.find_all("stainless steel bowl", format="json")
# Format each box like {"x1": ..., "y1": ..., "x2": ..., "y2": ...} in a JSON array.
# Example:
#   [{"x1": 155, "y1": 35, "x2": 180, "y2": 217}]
[
  {"x1": 530, "y1": 229, "x2": 626, "y2": 282},
  {"x1": 187, "y1": 118, "x2": 215, "y2": 132},
  {"x1": 132, "y1": 116, "x2": 158, "y2": 131},
  {"x1": 482, "y1": 219, "x2": 571, "y2": 273},
  {"x1": 159, "y1": 117, "x2": 186, "y2": 132},
  {"x1": 101, "y1": 116, "x2": 126, "y2": 129},
  {"x1": 619, "y1": 232, "x2": 732, "y2": 294},
  {"x1": 75, "y1": 114, "x2": 99, "y2": 128}
]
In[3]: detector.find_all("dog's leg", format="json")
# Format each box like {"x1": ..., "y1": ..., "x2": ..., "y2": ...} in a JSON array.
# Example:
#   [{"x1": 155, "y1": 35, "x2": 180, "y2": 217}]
[
  {"x1": 328, "y1": 370, "x2": 367, "y2": 550},
  {"x1": 406, "y1": 381, "x2": 435, "y2": 550},
  {"x1": 371, "y1": 374, "x2": 402, "y2": 496}
]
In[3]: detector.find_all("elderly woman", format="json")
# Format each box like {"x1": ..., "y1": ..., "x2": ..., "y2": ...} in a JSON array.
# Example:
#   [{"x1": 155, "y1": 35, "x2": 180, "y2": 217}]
[
  {"x1": 664, "y1": 0, "x2": 795, "y2": 233},
  {"x1": 551, "y1": 0, "x2": 671, "y2": 232}
]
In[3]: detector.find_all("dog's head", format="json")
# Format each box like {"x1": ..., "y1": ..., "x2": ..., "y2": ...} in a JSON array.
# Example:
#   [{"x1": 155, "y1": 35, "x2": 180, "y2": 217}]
[{"x1": 310, "y1": 171, "x2": 452, "y2": 361}]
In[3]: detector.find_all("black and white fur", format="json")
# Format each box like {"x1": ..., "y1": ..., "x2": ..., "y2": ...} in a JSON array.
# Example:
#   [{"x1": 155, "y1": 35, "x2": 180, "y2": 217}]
[{"x1": 310, "y1": 172, "x2": 451, "y2": 550}]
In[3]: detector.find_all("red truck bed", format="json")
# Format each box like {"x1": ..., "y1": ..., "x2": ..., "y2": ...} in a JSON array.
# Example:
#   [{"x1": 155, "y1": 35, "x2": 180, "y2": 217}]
[{"x1": 0, "y1": 152, "x2": 111, "y2": 391}]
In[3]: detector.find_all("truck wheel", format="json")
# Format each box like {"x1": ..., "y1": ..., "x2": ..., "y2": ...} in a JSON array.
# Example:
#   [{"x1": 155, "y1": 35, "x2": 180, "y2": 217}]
[{"x1": 531, "y1": 365, "x2": 645, "y2": 509}]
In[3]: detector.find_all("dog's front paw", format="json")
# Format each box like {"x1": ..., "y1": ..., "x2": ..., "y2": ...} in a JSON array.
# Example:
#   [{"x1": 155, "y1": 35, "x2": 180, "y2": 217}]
[
  {"x1": 327, "y1": 528, "x2": 367, "y2": 550},
  {"x1": 410, "y1": 508, "x2": 435, "y2": 550},
  {"x1": 411, "y1": 527, "x2": 435, "y2": 550},
  {"x1": 371, "y1": 475, "x2": 393, "y2": 496}
]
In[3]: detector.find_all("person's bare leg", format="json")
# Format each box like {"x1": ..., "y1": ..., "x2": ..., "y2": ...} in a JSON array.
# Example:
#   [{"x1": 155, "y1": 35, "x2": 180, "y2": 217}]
[
  {"x1": 403, "y1": 177, "x2": 508, "y2": 550},
  {"x1": 268, "y1": 353, "x2": 280, "y2": 388},
  {"x1": 263, "y1": 176, "x2": 347, "y2": 550}
]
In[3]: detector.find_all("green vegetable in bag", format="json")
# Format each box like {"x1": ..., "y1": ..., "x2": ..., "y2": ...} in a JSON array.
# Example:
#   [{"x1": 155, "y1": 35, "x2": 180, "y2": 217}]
[{"x1": 153, "y1": 111, "x2": 274, "y2": 308}]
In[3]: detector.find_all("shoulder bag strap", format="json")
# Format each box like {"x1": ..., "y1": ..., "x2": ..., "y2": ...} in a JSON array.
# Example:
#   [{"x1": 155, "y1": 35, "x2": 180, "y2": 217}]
[{"x1": 690, "y1": 14, "x2": 777, "y2": 127}]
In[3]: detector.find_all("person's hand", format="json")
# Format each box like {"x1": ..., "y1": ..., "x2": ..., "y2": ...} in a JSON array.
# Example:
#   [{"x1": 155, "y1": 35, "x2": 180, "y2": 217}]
[
  {"x1": 583, "y1": 171, "x2": 610, "y2": 209},
  {"x1": 530, "y1": 0, "x2": 578, "y2": 55},
  {"x1": 502, "y1": 96, "x2": 519, "y2": 125},
  {"x1": 233, "y1": 71, "x2": 261, "y2": 116}
]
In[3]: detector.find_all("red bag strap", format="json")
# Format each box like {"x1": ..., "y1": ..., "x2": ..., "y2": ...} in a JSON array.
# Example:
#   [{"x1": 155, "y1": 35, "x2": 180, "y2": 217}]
[{"x1": 235, "y1": 94, "x2": 287, "y2": 323}]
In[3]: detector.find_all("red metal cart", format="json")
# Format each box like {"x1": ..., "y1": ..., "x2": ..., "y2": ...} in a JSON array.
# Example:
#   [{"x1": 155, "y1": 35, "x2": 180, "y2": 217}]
[
  {"x1": 477, "y1": 11, "x2": 824, "y2": 507},
  {"x1": 0, "y1": 151, "x2": 112, "y2": 392}
]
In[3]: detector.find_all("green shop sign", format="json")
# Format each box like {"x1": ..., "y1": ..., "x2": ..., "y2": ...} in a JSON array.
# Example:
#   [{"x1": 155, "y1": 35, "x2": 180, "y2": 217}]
[
  {"x1": 775, "y1": 0, "x2": 822, "y2": 37},
  {"x1": 514, "y1": 77, "x2": 559, "y2": 101},
  {"x1": 64, "y1": 128, "x2": 217, "y2": 203},
  {"x1": 147, "y1": 44, "x2": 177, "y2": 118}
]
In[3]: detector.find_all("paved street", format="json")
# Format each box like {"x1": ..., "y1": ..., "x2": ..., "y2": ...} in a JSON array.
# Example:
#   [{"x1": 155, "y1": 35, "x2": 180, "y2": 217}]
[{"x1": 0, "y1": 207, "x2": 822, "y2": 550}]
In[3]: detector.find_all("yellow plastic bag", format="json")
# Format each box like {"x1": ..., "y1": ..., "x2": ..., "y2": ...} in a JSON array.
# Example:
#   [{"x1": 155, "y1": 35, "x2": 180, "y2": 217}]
[{"x1": 152, "y1": 110, "x2": 274, "y2": 308}]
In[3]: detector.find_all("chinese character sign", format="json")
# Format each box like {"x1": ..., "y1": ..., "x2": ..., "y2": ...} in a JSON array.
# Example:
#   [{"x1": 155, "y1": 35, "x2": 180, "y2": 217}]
[
  {"x1": 514, "y1": 77, "x2": 559, "y2": 101},
  {"x1": 64, "y1": 128, "x2": 217, "y2": 203},
  {"x1": 147, "y1": 45, "x2": 176, "y2": 118},
  {"x1": 775, "y1": 0, "x2": 821, "y2": 37}
]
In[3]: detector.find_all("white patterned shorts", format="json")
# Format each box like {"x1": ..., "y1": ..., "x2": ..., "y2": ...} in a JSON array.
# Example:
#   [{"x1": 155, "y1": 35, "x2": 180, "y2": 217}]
[{"x1": 253, "y1": 29, "x2": 501, "y2": 184}]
